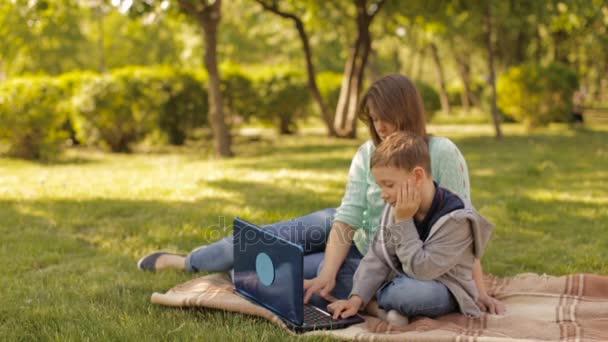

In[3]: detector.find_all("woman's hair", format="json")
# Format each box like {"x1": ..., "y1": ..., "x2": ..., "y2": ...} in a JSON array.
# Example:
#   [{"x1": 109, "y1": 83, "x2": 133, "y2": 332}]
[{"x1": 357, "y1": 74, "x2": 427, "y2": 146}]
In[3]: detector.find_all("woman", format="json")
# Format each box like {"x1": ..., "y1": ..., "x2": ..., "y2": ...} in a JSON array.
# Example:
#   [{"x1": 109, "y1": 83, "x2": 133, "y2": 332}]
[{"x1": 138, "y1": 74, "x2": 504, "y2": 314}]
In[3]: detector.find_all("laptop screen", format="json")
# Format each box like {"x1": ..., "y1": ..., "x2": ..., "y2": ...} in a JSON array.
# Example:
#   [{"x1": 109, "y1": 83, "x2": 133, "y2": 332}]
[{"x1": 233, "y1": 217, "x2": 305, "y2": 325}]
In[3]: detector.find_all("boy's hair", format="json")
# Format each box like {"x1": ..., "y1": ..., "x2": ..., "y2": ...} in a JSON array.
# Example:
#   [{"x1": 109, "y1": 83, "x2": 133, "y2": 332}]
[
  {"x1": 370, "y1": 131, "x2": 431, "y2": 175},
  {"x1": 358, "y1": 74, "x2": 427, "y2": 146}
]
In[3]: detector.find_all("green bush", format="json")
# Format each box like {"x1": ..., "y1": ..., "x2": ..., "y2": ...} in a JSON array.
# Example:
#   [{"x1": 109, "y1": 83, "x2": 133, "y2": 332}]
[
  {"x1": 414, "y1": 80, "x2": 441, "y2": 121},
  {"x1": 497, "y1": 63, "x2": 579, "y2": 127},
  {"x1": 0, "y1": 77, "x2": 69, "y2": 160},
  {"x1": 222, "y1": 65, "x2": 257, "y2": 123},
  {"x1": 72, "y1": 67, "x2": 208, "y2": 150},
  {"x1": 158, "y1": 70, "x2": 208, "y2": 145},
  {"x1": 447, "y1": 84, "x2": 463, "y2": 107},
  {"x1": 255, "y1": 70, "x2": 310, "y2": 134},
  {"x1": 72, "y1": 70, "x2": 156, "y2": 152},
  {"x1": 57, "y1": 71, "x2": 99, "y2": 145}
]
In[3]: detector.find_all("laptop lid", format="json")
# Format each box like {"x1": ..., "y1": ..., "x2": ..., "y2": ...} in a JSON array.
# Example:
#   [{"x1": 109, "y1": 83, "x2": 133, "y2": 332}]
[{"x1": 233, "y1": 217, "x2": 305, "y2": 326}]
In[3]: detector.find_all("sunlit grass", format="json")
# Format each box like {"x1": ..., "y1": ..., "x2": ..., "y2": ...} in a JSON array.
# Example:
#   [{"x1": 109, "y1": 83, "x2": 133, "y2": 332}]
[{"x1": 0, "y1": 123, "x2": 607, "y2": 340}]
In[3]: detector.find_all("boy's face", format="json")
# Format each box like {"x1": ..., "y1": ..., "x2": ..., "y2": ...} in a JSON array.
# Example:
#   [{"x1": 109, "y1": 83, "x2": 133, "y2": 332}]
[{"x1": 371, "y1": 166, "x2": 415, "y2": 207}]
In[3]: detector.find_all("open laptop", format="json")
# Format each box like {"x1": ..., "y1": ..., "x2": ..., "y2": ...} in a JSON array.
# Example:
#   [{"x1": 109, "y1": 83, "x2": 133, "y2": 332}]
[{"x1": 232, "y1": 217, "x2": 364, "y2": 333}]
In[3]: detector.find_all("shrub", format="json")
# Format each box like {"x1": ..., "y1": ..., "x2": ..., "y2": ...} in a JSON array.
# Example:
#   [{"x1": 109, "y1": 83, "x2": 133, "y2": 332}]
[
  {"x1": 0, "y1": 77, "x2": 69, "y2": 160},
  {"x1": 57, "y1": 71, "x2": 98, "y2": 145},
  {"x1": 72, "y1": 70, "x2": 157, "y2": 152},
  {"x1": 255, "y1": 70, "x2": 310, "y2": 134},
  {"x1": 497, "y1": 63, "x2": 579, "y2": 127},
  {"x1": 414, "y1": 80, "x2": 441, "y2": 121},
  {"x1": 72, "y1": 67, "x2": 208, "y2": 150},
  {"x1": 158, "y1": 70, "x2": 208, "y2": 145},
  {"x1": 221, "y1": 65, "x2": 257, "y2": 123}
]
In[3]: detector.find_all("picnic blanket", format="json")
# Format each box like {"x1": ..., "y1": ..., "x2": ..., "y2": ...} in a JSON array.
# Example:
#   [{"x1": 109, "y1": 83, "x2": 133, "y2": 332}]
[{"x1": 151, "y1": 272, "x2": 608, "y2": 341}]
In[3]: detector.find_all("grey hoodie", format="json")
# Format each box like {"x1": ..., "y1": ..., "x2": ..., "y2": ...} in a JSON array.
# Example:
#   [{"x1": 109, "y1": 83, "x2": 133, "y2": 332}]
[{"x1": 350, "y1": 203, "x2": 494, "y2": 317}]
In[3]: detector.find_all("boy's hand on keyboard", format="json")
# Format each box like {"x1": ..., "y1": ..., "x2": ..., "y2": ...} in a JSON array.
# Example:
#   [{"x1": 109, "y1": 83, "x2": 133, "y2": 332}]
[{"x1": 327, "y1": 296, "x2": 362, "y2": 319}]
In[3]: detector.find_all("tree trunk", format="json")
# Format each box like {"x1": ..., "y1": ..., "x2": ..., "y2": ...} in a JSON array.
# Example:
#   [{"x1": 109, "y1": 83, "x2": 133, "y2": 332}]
[
  {"x1": 513, "y1": 30, "x2": 527, "y2": 66},
  {"x1": 333, "y1": 0, "x2": 384, "y2": 139},
  {"x1": 367, "y1": 48, "x2": 382, "y2": 83},
  {"x1": 294, "y1": 19, "x2": 336, "y2": 137},
  {"x1": 198, "y1": 0, "x2": 233, "y2": 157},
  {"x1": 552, "y1": 30, "x2": 569, "y2": 65},
  {"x1": 486, "y1": 2, "x2": 503, "y2": 140},
  {"x1": 535, "y1": 26, "x2": 542, "y2": 64},
  {"x1": 255, "y1": 0, "x2": 336, "y2": 137},
  {"x1": 455, "y1": 54, "x2": 474, "y2": 111},
  {"x1": 97, "y1": 6, "x2": 105, "y2": 73},
  {"x1": 414, "y1": 46, "x2": 427, "y2": 81},
  {"x1": 430, "y1": 42, "x2": 450, "y2": 115}
]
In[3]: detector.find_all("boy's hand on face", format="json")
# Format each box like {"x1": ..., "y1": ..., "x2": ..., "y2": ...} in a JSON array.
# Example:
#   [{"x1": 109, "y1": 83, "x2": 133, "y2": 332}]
[{"x1": 394, "y1": 178, "x2": 421, "y2": 222}]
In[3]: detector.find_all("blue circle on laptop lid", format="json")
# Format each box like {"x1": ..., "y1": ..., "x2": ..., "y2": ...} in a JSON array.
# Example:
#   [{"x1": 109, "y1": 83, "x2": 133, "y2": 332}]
[{"x1": 255, "y1": 252, "x2": 275, "y2": 286}]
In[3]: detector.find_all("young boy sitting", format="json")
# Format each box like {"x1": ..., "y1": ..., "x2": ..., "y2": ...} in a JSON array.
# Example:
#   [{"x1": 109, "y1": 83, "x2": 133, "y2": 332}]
[{"x1": 328, "y1": 131, "x2": 494, "y2": 325}]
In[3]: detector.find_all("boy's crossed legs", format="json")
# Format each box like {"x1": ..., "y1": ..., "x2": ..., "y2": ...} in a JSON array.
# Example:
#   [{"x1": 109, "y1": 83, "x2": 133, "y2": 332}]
[{"x1": 367, "y1": 274, "x2": 458, "y2": 324}]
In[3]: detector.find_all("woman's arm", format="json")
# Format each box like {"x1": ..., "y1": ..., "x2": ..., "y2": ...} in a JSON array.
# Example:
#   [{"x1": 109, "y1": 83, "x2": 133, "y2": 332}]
[
  {"x1": 303, "y1": 221, "x2": 355, "y2": 303},
  {"x1": 303, "y1": 143, "x2": 372, "y2": 303},
  {"x1": 431, "y1": 137, "x2": 471, "y2": 204}
]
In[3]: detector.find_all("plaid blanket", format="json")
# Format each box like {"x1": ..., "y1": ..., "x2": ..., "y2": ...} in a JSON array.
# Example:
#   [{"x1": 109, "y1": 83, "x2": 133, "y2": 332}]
[{"x1": 150, "y1": 273, "x2": 608, "y2": 341}]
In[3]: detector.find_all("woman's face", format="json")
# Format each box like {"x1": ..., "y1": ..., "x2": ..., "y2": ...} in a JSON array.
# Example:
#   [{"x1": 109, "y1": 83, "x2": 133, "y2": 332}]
[{"x1": 368, "y1": 102, "x2": 397, "y2": 141}]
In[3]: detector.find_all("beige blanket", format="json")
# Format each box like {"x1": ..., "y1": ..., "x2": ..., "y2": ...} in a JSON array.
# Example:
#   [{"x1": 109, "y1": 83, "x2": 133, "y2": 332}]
[{"x1": 151, "y1": 273, "x2": 608, "y2": 341}]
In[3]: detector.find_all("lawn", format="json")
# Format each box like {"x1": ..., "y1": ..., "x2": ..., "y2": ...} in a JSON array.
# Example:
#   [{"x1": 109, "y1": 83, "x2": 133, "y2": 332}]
[{"x1": 1, "y1": 123, "x2": 607, "y2": 340}]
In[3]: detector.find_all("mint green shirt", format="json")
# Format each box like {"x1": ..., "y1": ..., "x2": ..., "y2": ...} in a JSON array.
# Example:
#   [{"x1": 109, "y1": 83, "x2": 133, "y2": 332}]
[{"x1": 333, "y1": 137, "x2": 471, "y2": 255}]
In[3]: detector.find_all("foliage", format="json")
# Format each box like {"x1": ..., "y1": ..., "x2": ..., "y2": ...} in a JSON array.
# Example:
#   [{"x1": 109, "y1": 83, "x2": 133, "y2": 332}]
[
  {"x1": 497, "y1": 63, "x2": 579, "y2": 127},
  {"x1": 72, "y1": 69, "x2": 156, "y2": 152},
  {"x1": 158, "y1": 69, "x2": 208, "y2": 145},
  {"x1": 414, "y1": 80, "x2": 441, "y2": 121},
  {"x1": 255, "y1": 70, "x2": 311, "y2": 134},
  {"x1": 0, "y1": 0, "x2": 89, "y2": 76},
  {"x1": 316, "y1": 71, "x2": 343, "y2": 114},
  {"x1": 71, "y1": 67, "x2": 209, "y2": 150},
  {"x1": 0, "y1": 77, "x2": 69, "y2": 160},
  {"x1": 221, "y1": 64, "x2": 257, "y2": 122}
]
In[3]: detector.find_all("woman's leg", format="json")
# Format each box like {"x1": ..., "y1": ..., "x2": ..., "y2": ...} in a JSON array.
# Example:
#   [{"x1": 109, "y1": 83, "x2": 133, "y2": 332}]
[
  {"x1": 375, "y1": 275, "x2": 458, "y2": 318},
  {"x1": 185, "y1": 208, "x2": 336, "y2": 273}
]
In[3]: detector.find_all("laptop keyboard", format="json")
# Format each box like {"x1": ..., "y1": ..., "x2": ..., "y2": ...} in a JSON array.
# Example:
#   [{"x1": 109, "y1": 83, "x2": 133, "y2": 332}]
[{"x1": 303, "y1": 305, "x2": 335, "y2": 325}]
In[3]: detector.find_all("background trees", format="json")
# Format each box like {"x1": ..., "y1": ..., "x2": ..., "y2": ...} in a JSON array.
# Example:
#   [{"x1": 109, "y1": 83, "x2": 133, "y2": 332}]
[{"x1": 1, "y1": 0, "x2": 607, "y2": 159}]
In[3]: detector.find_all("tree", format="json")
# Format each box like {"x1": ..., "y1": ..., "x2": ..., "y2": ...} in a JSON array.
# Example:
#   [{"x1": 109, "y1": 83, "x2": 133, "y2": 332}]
[
  {"x1": 254, "y1": 0, "x2": 336, "y2": 136},
  {"x1": 0, "y1": 0, "x2": 90, "y2": 77},
  {"x1": 176, "y1": 0, "x2": 232, "y2": 156},
  {"x1": 485, "y1": 1, "x2": 503, "y2": 139},
  {"x1": 118, "y1": 0, "x2": 233, "y2": 156},
  {"x1": 333, "y1": 0, "x2": 385, "y2": 138}
]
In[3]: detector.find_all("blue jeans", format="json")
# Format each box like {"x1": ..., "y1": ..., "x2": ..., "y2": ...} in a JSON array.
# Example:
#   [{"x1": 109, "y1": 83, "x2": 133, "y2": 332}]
[
  {"x1": 376, "y1": 275, "x2": 458, "y2": 317},
  {"x1": 184, "y1": 208, "x2": 363, "y2": 305}
]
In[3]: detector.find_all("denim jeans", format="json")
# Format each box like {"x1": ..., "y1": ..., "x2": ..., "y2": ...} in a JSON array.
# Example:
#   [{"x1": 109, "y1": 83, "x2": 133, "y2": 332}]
[
  {"x1": 184, "y1": 208, "x2": 363, "y2": 306},
  {"x1": 376, "y1": 274, "x2": 458, "y2": 317}
]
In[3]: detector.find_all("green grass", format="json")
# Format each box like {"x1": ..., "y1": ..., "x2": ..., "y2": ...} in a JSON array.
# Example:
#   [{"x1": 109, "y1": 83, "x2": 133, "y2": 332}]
[{"x1": 1, "y1": 123, "x2": 607, "y2": 340}]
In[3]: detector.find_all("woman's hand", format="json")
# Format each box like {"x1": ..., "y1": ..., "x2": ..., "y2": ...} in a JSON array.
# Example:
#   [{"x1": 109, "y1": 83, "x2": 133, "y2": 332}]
[
  {"x1": 327, "y1": 296, "x2": 363, "y2": 319},
  {"x1": 477, "y1": 291, "x2": 506, "y2": 315},
  {"x1": 303, "y1": 272, "x2": 337, "y2": 304},
  {"x1": 394, "y1": 179, "x2": 421, "y2": 222}
]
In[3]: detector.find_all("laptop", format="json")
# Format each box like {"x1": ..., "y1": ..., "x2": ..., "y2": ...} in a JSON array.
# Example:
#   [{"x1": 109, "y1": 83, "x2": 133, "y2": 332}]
[{"x1": 232, "y1": 217, "x2": 364, "y2": 333}]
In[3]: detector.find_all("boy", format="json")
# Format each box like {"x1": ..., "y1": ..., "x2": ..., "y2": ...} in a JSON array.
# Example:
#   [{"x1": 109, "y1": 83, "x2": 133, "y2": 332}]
[{"x1": 328, "y1": 131, "x2": 494, "y2": 325}]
